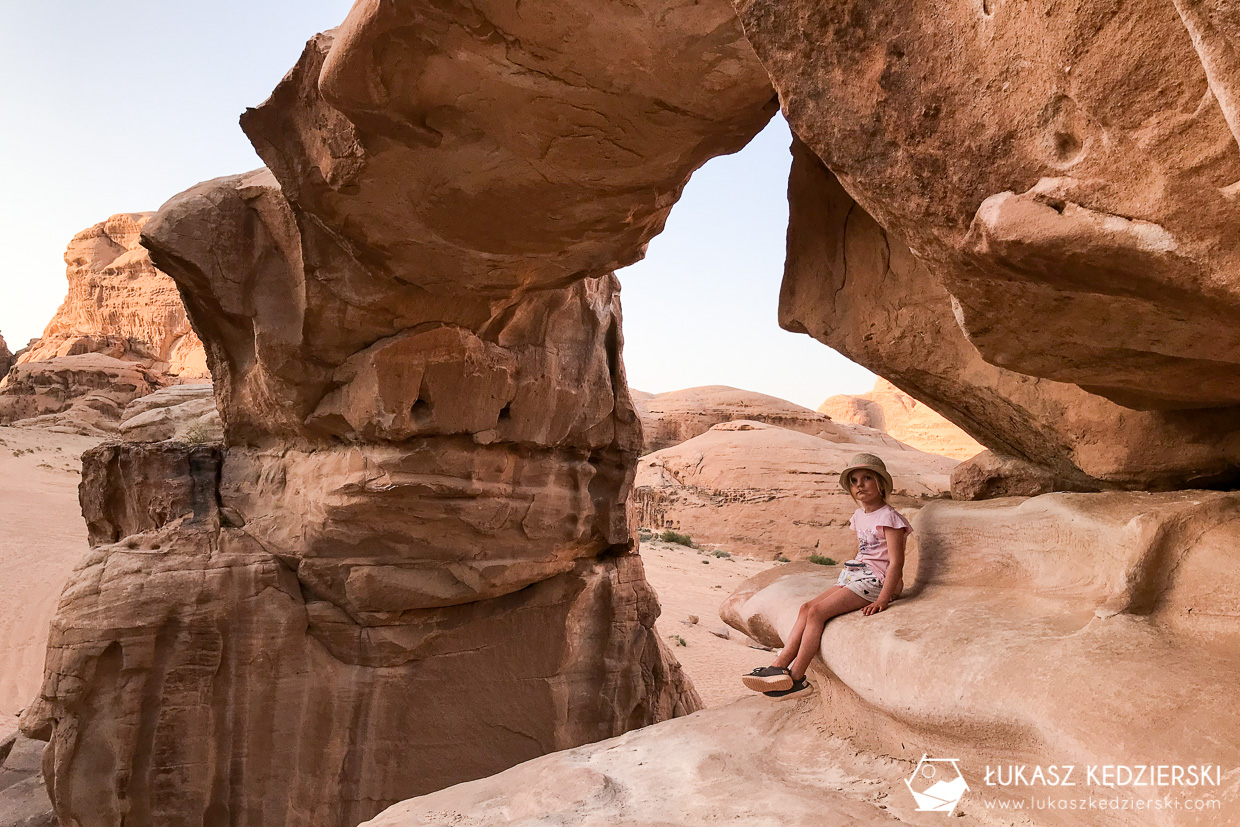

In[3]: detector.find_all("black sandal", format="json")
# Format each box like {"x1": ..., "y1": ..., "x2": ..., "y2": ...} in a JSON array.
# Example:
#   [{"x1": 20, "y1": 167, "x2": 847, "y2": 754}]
[
  {"x1": 741, "y1": 666, "x2": 794, "y2": 692},
  {"x1": 764, "y1": 677, "x2": 811, "y2": 700}
]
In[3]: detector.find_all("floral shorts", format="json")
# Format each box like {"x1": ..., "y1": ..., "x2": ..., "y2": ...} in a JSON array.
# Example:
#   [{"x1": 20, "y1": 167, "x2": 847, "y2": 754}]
[{"x1": 836, "y1": 562, "x2": 883, "y2": 602}]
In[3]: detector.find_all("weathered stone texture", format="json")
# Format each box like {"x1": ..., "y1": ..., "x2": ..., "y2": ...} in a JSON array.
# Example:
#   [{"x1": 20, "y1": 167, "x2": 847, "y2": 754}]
[
  {"x1": 0, "y1": 354, "x2": 165, "y2": 435},
  {"x1": 777, "y1": 139, "x2": 1240, "y2": 490},
  {"x1": 26, "y1": 1, "x2": 775, "y2": 824},
  {"x1": 735, "y1": 0, "x2": 1240, "y2": 487}
]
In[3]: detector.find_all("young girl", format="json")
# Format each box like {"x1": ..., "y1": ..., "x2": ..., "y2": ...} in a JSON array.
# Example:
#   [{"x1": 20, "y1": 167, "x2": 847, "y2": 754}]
[{"x1": 741, "y1": 452, "x2": 912, "y2": 698}]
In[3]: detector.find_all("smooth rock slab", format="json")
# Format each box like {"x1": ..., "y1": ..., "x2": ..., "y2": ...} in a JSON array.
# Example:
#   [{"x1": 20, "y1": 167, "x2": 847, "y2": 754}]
[
  {"x1": 360, "y1": 696, "x2": 971, "y2": 826},
  {"x1": 723, "y1": 492, "x2": 1240, "y2": 822}
]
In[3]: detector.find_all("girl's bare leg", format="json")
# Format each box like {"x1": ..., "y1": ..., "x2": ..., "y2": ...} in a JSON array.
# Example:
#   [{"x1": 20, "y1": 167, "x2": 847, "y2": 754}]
[
  {"x1": 771, "y1": 586, "x2": 847, "y2": 669},
  {"x1": 788, "y1": 588, "x2": 870, "y2": 680}
]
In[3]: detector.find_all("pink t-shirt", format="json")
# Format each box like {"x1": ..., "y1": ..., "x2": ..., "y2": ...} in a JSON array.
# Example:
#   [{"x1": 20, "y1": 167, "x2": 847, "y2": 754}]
[{"x1": 848, "y1": 504, "x2": 913, "y2": 582}]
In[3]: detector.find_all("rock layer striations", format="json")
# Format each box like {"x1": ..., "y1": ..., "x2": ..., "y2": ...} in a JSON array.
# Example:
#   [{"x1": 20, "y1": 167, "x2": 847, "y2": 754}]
[{"x1": 24, "y1": 3, "x2": 776, "y2": 825}]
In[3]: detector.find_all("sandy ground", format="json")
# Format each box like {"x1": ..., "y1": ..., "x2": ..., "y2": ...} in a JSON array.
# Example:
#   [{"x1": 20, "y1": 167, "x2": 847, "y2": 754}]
[
  {"x1": 0, "y1": 426, "x2": 101, "y2": 717},
  {"x1": 641, "y1": 538, "x2": 796, "y2": 708}
]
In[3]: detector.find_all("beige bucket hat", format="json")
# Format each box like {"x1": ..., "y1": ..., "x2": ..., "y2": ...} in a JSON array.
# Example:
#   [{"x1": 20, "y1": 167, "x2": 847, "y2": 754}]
[{"x1": 839, "y1": 452, "x2": 894, "y2": 495}]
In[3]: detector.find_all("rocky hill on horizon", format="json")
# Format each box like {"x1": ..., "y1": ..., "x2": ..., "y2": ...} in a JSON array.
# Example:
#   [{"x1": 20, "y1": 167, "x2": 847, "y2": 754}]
[
  {"x1": 818, "y1": 378, "x2": 984, "y2": 461},
  {"x1": 634, "y1": 418, "x2": 956, "y2": 561},
  {"x1": 632, "y1": 384, "x2": 904, "y2": 455},
  {"x1": 0, "y1": 213, "x2": 210, "y2": 436}
]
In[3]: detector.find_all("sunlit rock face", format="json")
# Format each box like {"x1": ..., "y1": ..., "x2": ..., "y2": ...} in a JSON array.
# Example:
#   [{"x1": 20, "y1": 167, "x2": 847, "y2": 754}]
[
  {"x1": 738, "y1": 0, "x2": 1240, "y2": 488},
  {"x1": 23, "y1": 2, "x2": 775, "y2": 824},
  {"x1": 16, "y1": 213, "x2": 207, "y2": 380}
]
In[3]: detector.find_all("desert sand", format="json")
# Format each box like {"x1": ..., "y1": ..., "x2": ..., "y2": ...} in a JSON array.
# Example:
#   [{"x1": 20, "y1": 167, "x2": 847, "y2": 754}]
[{"x1": 0, "y1": 426, "x2": 99, "y2": 717}]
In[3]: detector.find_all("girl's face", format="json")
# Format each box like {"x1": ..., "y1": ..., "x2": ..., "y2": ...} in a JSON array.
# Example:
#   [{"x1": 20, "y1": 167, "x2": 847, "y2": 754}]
[{"x1": 849, "y1": 469, "x2": 885, "y2": 508}]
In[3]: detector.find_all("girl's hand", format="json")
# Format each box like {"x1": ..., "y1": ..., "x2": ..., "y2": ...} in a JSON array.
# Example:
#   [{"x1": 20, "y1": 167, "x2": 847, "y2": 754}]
[{"x1": 863, "y1": 599, "x2": 889, "y2": 616}]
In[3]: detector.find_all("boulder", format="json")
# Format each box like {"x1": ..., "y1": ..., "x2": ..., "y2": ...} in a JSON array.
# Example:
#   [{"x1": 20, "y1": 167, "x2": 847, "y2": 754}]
[
  {"x1": 0, "y1": 354, "x2": 164, "y2": 436},
  {"x1": 950, "y1": 449, "x2": 1089, "y2": 501},
  {"x1": 634, "y1": 419, "x2": 955, "y2": 560},
  {"x1": 0, "y1": 725, "x2": 55, "y2": 827},
  {"x1": 721, "y1": 492, "x2": 1240, "y2": 819},
  {"x1": 819, "y1": 379, "x2": 984, "y2": 461},
  {"x1": 633, "y1": 384, "x2": 899, "y2": 454},
  {"x1": 16, "y1": 213, "x2": 207, "y2": 380},
  {"x1": 117, "y1": 383, "x2": 220, "y2": 443},
  {"x1": 0, "y1": 333, "x2": 11, "y2": 381}
]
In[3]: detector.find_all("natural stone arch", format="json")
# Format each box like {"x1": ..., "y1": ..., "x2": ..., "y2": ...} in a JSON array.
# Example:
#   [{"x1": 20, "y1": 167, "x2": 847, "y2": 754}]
[
  {"x1": 22, "y1": 0, "x2": 1240, "y2": 823},
  {"x1": 23, "y1": 2, "x2": 777, "y2": 825}
]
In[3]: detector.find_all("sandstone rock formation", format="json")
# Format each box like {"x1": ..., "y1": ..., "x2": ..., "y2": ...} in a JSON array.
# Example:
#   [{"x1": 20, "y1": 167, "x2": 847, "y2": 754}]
[
  {"x1": 736, "y1": 2, "x2": 1240, "y2": 489},
  {"x1": 950, "y1": 449, "x2": 1090, "y2": 501},
  {"x1": 23, "y1": 3, "x2": 777, "y2": 824},
  {"x1": 0, "y1": 722, "x2": 55, "y2": 827},
  {"x1": 0, "y1": 355, "x2": 164, "y2": 436},
  {"x1": 360, "y1": 696, "x2": 948, "y2": 826},
  {"x1": 635, "y1": 420, "x2": 955, "y2": 560},
  {"x1": 0, "y1": 214, "x2": 210, "y2": 434},
  {"x1": 116, "y1": 383, "x2": 220, "y2": 443},
  {"x1": 15, "y1": 214, "x2": 207, "y2": 379},
  {"x1": 819, "y1": 379, "x2": 984, "y2": 461},
  {"x1": 722, "y1": 492, "x2": 1240, "y2": 820},
  {"x1": 633, "y1": 385, "x2": 897, "y2": 454},
  {"x1": 0, "y1": 334, "x2": 11, "y2": 381}
]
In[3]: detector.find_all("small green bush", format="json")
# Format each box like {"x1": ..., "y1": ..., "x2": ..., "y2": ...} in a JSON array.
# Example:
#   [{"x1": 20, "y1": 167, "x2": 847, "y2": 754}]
[
  {"x1": 711, "y1": 549, "x2": 731, "y2": 559},
  {"x1": 774, "y1": 554, "x2": 790, "y2": 563},
  {"x1": 658, "y1": 529, "x2": 694, "y2": 547},
  {"x1": 637, "y1": 528, "x2": 654, "y2": 541},
  {"x1": 668, "y1": 634, "x2": 687, "y2": 647},
  {"x1": 808, "y1": 554, "x2": 837, "y2": 566}
]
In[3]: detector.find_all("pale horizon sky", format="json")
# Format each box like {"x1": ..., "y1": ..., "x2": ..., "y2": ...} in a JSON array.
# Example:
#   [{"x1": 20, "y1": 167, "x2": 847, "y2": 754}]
[{"x1": 0, "y1": 2, "x2": 876, "y2": 411}]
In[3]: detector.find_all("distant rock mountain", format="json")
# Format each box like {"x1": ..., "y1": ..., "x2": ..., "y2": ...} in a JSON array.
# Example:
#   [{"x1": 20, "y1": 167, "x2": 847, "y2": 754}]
[
  {"x1": 818, "y1": 378, "x2": 984, "y2": 461},
  {"x1": 16, "y1": 213, "x2": 207, "y2": 379},
  {"x1": 632, "y1": 384, "x2": 901, "y2": 455},
  {"x1": 634, "y1": 419, "x2": 958, "y2": 561},
  {"x1": 0, "y1": 214, "x2": 211, "y2": 435}
]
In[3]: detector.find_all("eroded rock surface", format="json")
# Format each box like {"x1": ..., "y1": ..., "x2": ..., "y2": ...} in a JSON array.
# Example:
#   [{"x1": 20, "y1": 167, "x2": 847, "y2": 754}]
[
  {"x1": 819, "y1": 379, "x2": 984, "y2": 461},
  {"x1": 360, "y1": 697, "x2": 975, "y2": 826},
  {"x1": 15, "y1": 214, "x2": 207, "y2": 380},
  {"x1": 635, "y1": 420, "x2": 954, "y2": 560},
  {"x1": 722, "y1": 492, "x2": 1240, "y2": 822},
  {"x1": 117, "y1": 384, "x2": 220, "y2": 444},
  {"x1": 950, "y1": 450, "x2": 1089, "y2": 501},
  {"x1": 0, "y1": 354, "x2": 164, "y2": 436},
  {"x1": 775, "y1": 139, "x2": 1240, "y2": 490},
  {"x1": 25, "y1": 2, "x2": 777, "y2": 824},
  {"x1": 739, "y1": 0, "x2": 1240, "y2": 411}
]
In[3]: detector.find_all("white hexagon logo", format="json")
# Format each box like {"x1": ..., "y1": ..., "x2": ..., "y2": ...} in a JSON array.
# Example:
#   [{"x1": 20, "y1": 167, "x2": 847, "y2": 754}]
[{"x1": 906, "y1": 755, "x2": 970, "y2": 814}]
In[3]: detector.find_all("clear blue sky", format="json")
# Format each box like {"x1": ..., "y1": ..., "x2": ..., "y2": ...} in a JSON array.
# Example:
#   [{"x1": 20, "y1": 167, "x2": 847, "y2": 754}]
[{"x1": 0, "y1": 2, "x2": 874, "y2": 410}]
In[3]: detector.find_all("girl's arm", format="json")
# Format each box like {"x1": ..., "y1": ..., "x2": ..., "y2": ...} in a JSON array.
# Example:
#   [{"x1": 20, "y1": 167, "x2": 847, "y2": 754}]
[{"x1": 863, "y1": 526, "x2": 907, "y2": 616}]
